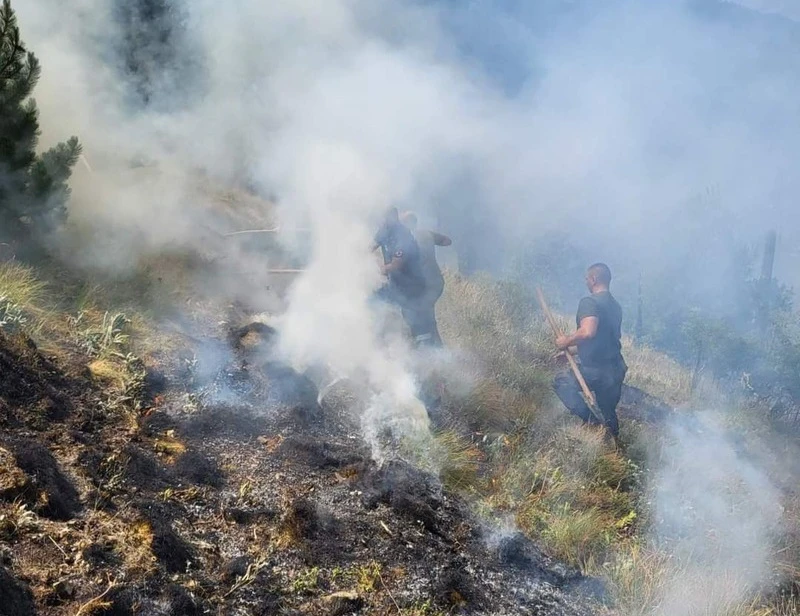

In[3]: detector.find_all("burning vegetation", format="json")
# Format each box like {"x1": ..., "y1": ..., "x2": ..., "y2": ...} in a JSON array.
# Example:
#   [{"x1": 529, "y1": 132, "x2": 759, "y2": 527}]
[
  {"x1": 1, "y1": 247, "x2": 800, "y2": 616},
  {"x1": 3, "y1": 1, "x2": 800, "y2": 615},
  {"x1": 0, "y1": 260, "x2": 604, "y2": 616}
]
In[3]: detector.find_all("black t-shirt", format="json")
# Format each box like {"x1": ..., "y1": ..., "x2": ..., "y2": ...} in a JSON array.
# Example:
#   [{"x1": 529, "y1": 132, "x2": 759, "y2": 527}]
[
  {"x1": 576, "y1": 291, "x2": 623, "y2": 369},
  {"x1": 374, "y1": 223, "x2": 426, "y2": 298}
]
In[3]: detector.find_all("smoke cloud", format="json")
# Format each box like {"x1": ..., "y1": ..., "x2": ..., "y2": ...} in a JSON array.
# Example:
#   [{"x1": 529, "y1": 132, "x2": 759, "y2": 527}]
[
  {"x1": 20, "y1": 1, "x2": 800, "y2": 292},
  {"x1": 13, "y1": 0, "x2": 800, "y2": 606},
  {"x1": 649, "y1": 413, "x2": 784, "y2": 615}
]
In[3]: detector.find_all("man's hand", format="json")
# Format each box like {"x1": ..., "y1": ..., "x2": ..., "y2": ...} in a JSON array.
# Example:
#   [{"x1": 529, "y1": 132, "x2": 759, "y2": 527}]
[
  {"x1": 381, "y1": 253, "x2": 405, "y2": 275},
  {"x1": 555, "y1": 334, "x2": 572, "y2": 350}
]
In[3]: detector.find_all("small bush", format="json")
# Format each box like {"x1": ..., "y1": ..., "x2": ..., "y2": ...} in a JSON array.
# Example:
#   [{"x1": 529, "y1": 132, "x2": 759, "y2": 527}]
[
  {"x1": 540, "y1": 505, "x2": 612, "y2": 568},
  {"x1": 432, "y1": 430, "x2": 484, "y2": 492},
  {"x1": 0, "y1": 262, "x2": 46, "y2": 309}
]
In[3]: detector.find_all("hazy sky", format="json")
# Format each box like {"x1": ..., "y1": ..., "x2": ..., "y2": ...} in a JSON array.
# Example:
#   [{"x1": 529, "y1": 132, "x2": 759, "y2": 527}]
[
  {"x1": 15, "y1": 0, "x2": 800, "y2": 299},
  {"x1": 733, "y1": 0, "x2": 800, "y2": 21}
]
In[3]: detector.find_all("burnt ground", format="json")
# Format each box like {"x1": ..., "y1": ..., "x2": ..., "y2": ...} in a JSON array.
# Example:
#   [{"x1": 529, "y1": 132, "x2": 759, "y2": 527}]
[{"x1": 0, "y1": 327, "x2": 602, "y2": 616}]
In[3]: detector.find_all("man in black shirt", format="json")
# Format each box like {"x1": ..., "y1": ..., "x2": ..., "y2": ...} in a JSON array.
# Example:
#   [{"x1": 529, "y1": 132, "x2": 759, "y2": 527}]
[
  {"x1": 553, "y1": 263, "x2": 627, "y2": 438},
  {"x1": 372, "y1": 207, "x2": 433, "y2": 346}
]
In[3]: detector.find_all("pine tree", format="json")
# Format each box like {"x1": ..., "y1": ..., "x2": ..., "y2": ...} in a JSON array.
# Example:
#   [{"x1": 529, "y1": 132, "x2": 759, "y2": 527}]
[{"x1": 0, "y1": 0, "x2": 81, "y2": 241}]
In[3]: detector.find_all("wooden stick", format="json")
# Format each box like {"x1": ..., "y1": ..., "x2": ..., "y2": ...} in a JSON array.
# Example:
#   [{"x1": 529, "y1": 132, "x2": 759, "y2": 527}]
[
  {"x1": 223, "y1": 227, "x2": 313, "y2": 237},
  {"x1": 223, "y1": 228, "x2": 280, "y2": 236},
  {"x1": 535, "y1": 287, "x2": 605, "y2": 423}
]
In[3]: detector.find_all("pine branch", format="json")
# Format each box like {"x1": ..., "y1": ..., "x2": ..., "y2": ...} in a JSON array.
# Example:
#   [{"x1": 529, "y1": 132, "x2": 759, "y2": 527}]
[
  {"x1": 0, "y1": 0, "x2": 81, "y2": 239},
  {"x1": 0, "y1": 0, "x2": 23, "y2": 82}
]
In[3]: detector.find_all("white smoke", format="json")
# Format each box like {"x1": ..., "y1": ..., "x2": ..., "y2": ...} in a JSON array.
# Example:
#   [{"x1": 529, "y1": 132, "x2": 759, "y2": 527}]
[
  {"x1": 648, "y1": 413, "x2": 784, "y2": 615},
  {"x1": 12, "y1": 0, "x2": 800, "y2": 607}
]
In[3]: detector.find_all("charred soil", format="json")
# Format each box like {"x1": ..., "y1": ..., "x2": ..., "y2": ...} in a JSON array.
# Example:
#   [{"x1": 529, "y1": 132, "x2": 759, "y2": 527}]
[{"x1": 0, "y1": 327, "x2": 601, "y2": 615}]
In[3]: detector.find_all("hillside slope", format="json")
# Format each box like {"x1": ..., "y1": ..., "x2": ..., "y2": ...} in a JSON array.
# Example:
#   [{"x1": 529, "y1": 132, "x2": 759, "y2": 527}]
[{"x1": 0, "y1": 319, "x2": 601, "y2": 616}]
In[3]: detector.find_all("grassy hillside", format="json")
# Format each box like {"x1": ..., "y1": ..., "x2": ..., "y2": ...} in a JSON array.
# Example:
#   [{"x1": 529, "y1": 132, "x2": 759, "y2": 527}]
[
  {"x1": 0, "y1": 258, "x2": 799, "y2": 615},
  {"x1": 433, "y1": 271, "x2": 800, "y2": 616}
]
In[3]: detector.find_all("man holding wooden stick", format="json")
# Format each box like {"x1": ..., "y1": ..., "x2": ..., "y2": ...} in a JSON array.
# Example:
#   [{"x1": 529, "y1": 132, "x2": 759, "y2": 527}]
[
  {"x1": 552, "y1": 263, "x2": 627, "y2": 439},
  {"x1": 371, "y1": 207, "x2": 433, "y2": 347}
]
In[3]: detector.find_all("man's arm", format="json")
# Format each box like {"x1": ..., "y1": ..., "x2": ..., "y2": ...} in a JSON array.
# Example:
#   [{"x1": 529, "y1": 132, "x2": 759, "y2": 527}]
[
  {"x1": 431, "y1": 231, "x2": 452, "y2": 246},
  {"x1": 556, "y1": 316, "x2": 598, "y2": 350}
]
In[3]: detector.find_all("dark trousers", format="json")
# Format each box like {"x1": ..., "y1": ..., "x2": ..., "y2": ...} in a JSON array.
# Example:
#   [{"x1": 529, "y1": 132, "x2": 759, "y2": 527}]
[
  {"x1": 374, "y1": 285, "x2": 441, "y2": 348},
  {"x1": 553, "y1": 362, "x2": 627, "y2": 436},
  {"x1": 417, "y1": 278, "x2": 444, "y2": 347}
]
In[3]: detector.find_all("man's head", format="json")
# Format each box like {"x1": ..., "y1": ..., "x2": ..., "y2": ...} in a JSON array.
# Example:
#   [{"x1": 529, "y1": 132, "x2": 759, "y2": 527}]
[
  {"x1": 400, "y1": 210, "x2": 418, "y2": 230},
  {"x1": 384, "y1": 206, "x2": 400, "y2": 226},
  {"x1": 585, "y1": 263, "x2": 612, "y2": 292}
]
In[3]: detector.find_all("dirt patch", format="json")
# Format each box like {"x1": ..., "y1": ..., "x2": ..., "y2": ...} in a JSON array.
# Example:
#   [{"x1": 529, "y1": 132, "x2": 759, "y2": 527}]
[
  {"x1": 143, "y1": 367, "x2": 168, "y2": 405},
  {"x1": 124, "y1": 445, "x2": 174, "y2": 490},
  {"x1": 224, "y1": 505, "x2": 279, "y2": 525},
  {"x1": 137, "y1": 501, "x2": 195, "y2": 574},
  {"x1": 82, "y1": 542, "x2": 122, "y2": 569},
  {"x1": 261, "y1": 361, "x2": 323, "y2": 425},
  {"x1": 140, "y1": 409, "x2": 179, "y2": 437},
  {"x1": 4, "y1": 438, "x2": 81, "y2": 520},
  {"x1": 280, "y1": 497, "x2": 336, "y2": 543},
  {"x1": 359, "y1": 459, "x2": 443, "y2": 534},
  {"x1": 618, "y1": 385, "x2": 673, "y2": 423},
  {"x1": 434, "y1": 562, "x2": 487, "y2": 610},
  {"x1": 230, "y1": 321, "x2": 278, "y2": 354},
  {"x1": 0, "y1": 566, "x2": 36, "y2": 616},
  {"x1": 0, "y1": 331, "x2": 76, "y2": 427},
  {"x1": 181, "y1": 405, "x2": 266, "y2": 439},
  {"x1": 174, "y1": 449, "x2": 224, "y2": 487},
  {"x1": 162, "y1": 584, "x2": 205, "y2": 616},
  {"x1": 91, "y1": 586, "x2": 136, "y2": 616},
  {"x1": 0, "y1": 316, "x2": 602, "y2": 616},
  {"x1": 279, "y1": 435, "x2": 365, "y2": 469},
  {"x1": 221, "y1": 555, "x2": 253, "y2": 584},
  {"x1": 496, "y1": 532, "x2": 575, "y2": 586}
]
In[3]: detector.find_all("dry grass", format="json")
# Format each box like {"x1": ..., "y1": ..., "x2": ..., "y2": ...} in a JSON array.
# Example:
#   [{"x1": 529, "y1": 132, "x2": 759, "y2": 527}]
[
  {"x1": 2, "y1": 253, "x2": 797, "y2": 616},
  {"x1": 153, "y1": 436, "x2": 187, "y2": 459},
  {"x1": 622, "y1": 338, "x2": 694, "y2": 406},
  {"x1": 437, "y1": 272, "x2": 643, "y2": 572},
  {"x1": 434, "y1": 272, "x2": 800, "y2": 616},
  {"x1": 0, "y1": 261, "x2": 47, "y2": 310},
  {"x1": 601, "y1": 543, "x2": 671, "y2": 616},
  {"x1": 438, "y1": 271, "x2": 555, "y2": 400},
  {"x1": 431, "y1": 430, "x2": 485, "y2": 493},
  {"x1": 0, "y1": 261, "x2": 50, "y2": 336},
  {"x1": 87, "y1": 358, "x2": 127, "y2": 389},
  {"x1": 0, "y1": 501, "x2": 40, "y2": 540},
  {"x1": 541, "y1": 505, "x2": 612, "y2": 568}
]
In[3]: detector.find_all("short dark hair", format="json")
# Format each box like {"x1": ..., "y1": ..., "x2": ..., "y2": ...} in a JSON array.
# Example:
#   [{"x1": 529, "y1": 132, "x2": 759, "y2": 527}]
[
  {"x1": 400, "y1": 210, "x2": 418, "y2": 228},
  {"x1": 588, "y1": 262, "x2": 612, "y2": 284}
]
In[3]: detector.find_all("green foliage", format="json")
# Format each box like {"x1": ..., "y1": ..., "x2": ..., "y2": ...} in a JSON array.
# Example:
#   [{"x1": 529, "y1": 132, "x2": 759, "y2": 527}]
[
  {"x1": 402, "y1": 599, "x2": 447, "y2": 616},
  {"x1": 540, "y1": 504, "x2": 614, "y2": 568},
  {"x1": 0, "y1": 294, "x2": 25, "y2": 331},
  {"x1": 0, "y1": 0, "x2": 81, "y2": 239},
  {"x1": 69, "y1": 311, "x2": 131, "y2": 357},
  {"x1": 634, "y1": 236, "x2": 800, "y2": 403},
  {"x1": 290, "y1": 567, "x2": 320, "y2": 594},
  {"x1": 353, "y1": 561, "x2": 381, "y2": 593}
]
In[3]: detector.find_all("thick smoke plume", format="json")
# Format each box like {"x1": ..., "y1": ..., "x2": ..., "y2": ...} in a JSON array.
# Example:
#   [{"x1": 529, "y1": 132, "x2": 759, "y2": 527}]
[
  {"x1": 13, "y1": 0, "x2": 799, "y2": 607},
  {"x1": 649, "y1": 413, "x2": 783, "y2": 615}
]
